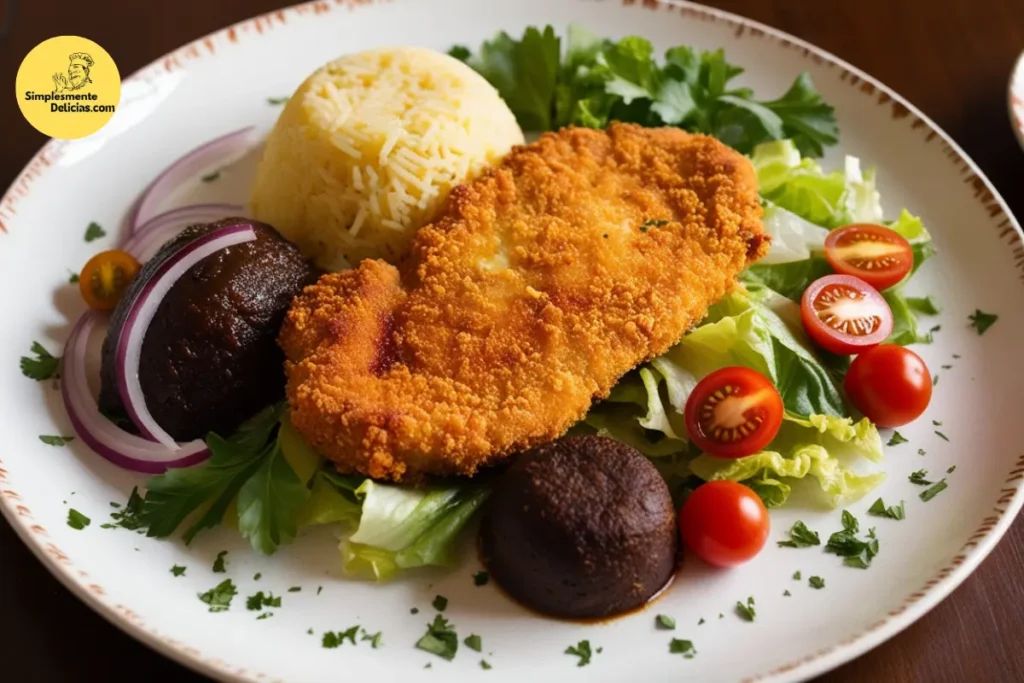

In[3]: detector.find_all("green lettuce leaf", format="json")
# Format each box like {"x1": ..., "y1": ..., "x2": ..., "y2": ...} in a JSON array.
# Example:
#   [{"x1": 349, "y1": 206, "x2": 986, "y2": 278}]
[
  {"x1": 296, "y1": 473, "x2": 362, "y2": 529},
  {"x1": 750, "y1": 139, "x2": 881, "y2": 228},
  {"x1": 340, "y1": 482, "x2": 488, "y2": 581},
  {"x1": 758, "y1": 202, "x2": 831, "y2": 266},
  {"x1": 689, "y1": 414, "x2": 885, "y2": 508},
  {"x1": 652, "y1": 289, "x2": 845, "y2": 419}
]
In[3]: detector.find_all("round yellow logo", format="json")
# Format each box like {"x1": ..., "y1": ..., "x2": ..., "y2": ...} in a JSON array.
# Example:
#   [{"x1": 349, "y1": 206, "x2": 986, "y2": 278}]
[{"x1": 16, "y1": 36, "x2": 121, "y2": 140}]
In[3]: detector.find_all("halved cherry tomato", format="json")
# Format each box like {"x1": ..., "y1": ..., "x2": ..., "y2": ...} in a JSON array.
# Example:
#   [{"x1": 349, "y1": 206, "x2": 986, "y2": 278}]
[
  {"x1": 824, "y1": 224, "x2": 914, "y2": 291},
  {"x1": 684, "y1": 367, "x2": 784, "y2": 459},
  {"x1": 845, "y1": 344, "x2": 932, "y2": 427},
  {"x1": 78, "y1": 249, "x2": 141, "y2": 311},
  {"x1": 679, "y1": 480, "x2": 769, "y2": 567},
  {"x1": 800, "y1": 274, "x2": 893, "y2": 355}
]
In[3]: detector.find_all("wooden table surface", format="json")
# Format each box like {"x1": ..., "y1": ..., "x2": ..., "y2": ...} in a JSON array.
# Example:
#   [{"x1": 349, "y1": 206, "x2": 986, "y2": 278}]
[{"x1": 1, "y1": 1, "x2": 1023, "y2": 681}]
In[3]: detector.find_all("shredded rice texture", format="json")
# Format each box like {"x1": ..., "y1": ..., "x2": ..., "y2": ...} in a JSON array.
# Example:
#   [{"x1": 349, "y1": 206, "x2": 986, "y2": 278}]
[{"x1": 250, "y1": 47, "x2": 524, "y2": 270}]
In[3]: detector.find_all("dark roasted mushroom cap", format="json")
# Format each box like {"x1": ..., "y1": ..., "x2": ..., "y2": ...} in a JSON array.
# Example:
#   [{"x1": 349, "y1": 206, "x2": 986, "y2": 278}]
[
  {"x1": 480, "y1": 435, "x2": 678, "y2": 619},
  {"x1": 99, "y1": 218, "x2": 319, "y2": 441}
]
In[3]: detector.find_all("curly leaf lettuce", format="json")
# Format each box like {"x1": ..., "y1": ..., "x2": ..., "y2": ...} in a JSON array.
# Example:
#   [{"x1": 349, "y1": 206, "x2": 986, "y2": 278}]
[
  {"x1": 651, "y1": 289, "x2": 846, "y2": 419},
  {"x1": 689, "y1": 414, "x2": 885, "y2": 508},
  {"x1": 338, "y1": 481, "x2": 489, "y2": 581},
  {"x1": 750, "y1": 139, "x2": 881, "y2": 229}
]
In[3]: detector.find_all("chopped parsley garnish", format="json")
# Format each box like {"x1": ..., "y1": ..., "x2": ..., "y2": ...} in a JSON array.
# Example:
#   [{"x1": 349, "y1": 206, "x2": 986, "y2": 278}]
[
  {"x1": 918, "y1": 448, "x2": 927, "y2": 456},
  {"x1": 909, "y1": 469, "x2": 933, "y2": 486},
  {"x1": 212, "y1": 550, "x2": 228, "y2": 573},
  {"x1": 322, "y1": 626, "x2": 359, "y2": 649},
  {"x1": 481, "y1": 660, "x2": 492, "y2": 670},
  {"x1": 101, "y1": 487, "x2": 146, "y2": 530},
  {"x1": 932, "y1": 374, "x2": 939, "y2": 386},
  {"x1": 941, "y1": 364, "x2": 952, "y2": 370},
  {"x1": 410, "y1": 607, "x2": 419, "y2": 614},
  {"x1": 361, "y1": 630, "x2": 383, "y2": 649},
  {"x1": 841, "y1": 509, "x2": 858, "y2": 532},
  {"x1": 808, "y1": 576, "x2": 825, "y2": 589},
  {"x1": 669, "y1": 639, "x2": 696, "y2": 659},
  {"x1": 68, "y1": 270, "x2": 80, "y2": 284},
  {"x1": 718, "y1": 613, "x2": 723, "y2": 619},
  {"x1": 432, "y1": 595, "x2": 448, "y2": 611},
  {"x1": 416, "y1": 614, "x2": 458, "y2": 660},
  {"x1": 67, "y1": 509, "x2": 90, "y2": 530},
  {"x1": 171, "y1": 565, "x2": 186, "y2": 577},
  {"x1": 868, "y1": 498, "x2": 905, "y2": 520},
  {"x1": 464, "y1": 634, "x2": 482, "y2": 652},
  {"x1": 198, "y1": 579, "x2": 237, "y2": 612},
  {"x1": 288, "y1": 586, "x2": 301, "y2": 592},
  {"x1": 473, "y1": 571, "x2": 489, "y2": 586},
  {"x1": 656, "y1": 614, "x2": 676, "y2": 630},
  {"x1": 256, "y1": 612, "x2": 273, "y2": 620},
  {"x1": 947, "y1": 465, "x2": 956, "y2": 474},
  {"x1": 20, "y1": 341, "x2": 60, "y2": 381},
  {"x1": 920, "y1": 480, "x2": 948, "y2": 502},
  {"x1": 953, "y1": 353, "x2": 962, "y2": 359},
  {"x1": 793, "y1": 570, "x2": 801, "y2": 580},
  {"x1": 201, "y1": 170, "x2": 221, "y2": 183},
  {"x1": 39, "y1": 435, "x2": 74, "y2": 446},
  {"x1": 267, "y1": 96, "x2": 289, "y2": 105},
  {"x1": 317, "y1": 586, "x2": 322, "y2": 595},
  {"x1": 245, "y1": 591, "x2": 281, "y2": 611},
  {"x1": 698, "y1": 617, "x2": 705, "y2": 625},
  {"x1": 783, "y1": 590, "x2": 791, "y2": 596},
  {"x1": 887, "y1": 431, "x2": 908, "y2": 446},
  {"x1": 968, "y1": 309, "x2": 998, "y2": 335},
  {"x1": 84, "y1": 221, "x2": 106, "y2": 242},
  {"x1": 825, "y1": 511, "x2": 877, "y2": 568},
  {"x1": 307, "y1": 628, "x2": 314, "y2": 635},
  {"x1": 935, "y1": 431, "x2": 949, "y2": 442},
  {"x1": 254, "y1": 573, "x2": 261, "y2": 581},
  {"x1": 640, "y1": 218, "x2": 669, "y2": 231},
  {"x1": 565, "y1": 640, "x2": 593, "y2": 667},
  {"x1": 325, "y1": 626, "x2": 358, "y2": 651},
  {"x1": 777, "y1": 520, "x2": 820, "y2": 547},
  {"x1": 735, "y1": 596, "x2": 756, "y2": 621}
]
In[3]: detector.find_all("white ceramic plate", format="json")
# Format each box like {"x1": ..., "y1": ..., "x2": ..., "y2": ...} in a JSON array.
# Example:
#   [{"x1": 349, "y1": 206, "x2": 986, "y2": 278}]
[
  {"x1": 1010, "y1": 51, "x2": 1024, "y2": 151},
  {"x1": 3, "y1": 2, "x2": 1023, "y2": 682}
]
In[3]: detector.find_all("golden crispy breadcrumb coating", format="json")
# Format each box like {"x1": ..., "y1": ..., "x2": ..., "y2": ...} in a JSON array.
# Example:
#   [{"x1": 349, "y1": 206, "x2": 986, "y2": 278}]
[{"x1": 279, "y1": 123, "x2": 768, "y2": 481}]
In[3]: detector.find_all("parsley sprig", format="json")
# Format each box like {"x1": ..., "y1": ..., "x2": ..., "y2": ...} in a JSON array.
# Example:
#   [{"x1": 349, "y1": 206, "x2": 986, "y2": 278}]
[
  {"x1": 20, "y1": 341, "x2": 60, "y2": 381},
  {"x1": 141, "y1": 405, "x2": 309, "y2": 554}
]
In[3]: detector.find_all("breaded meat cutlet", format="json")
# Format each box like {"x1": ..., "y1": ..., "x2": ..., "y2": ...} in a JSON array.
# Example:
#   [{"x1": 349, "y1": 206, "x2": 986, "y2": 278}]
[{"x1": 279, "y1": 123, "x2": 768, "y2": 481}]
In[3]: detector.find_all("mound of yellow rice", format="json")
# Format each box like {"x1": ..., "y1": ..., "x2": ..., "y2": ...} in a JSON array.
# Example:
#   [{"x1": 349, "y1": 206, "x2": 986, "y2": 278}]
[{"x1": 249, "y1": 47, "x2": 524, "y2": 270}]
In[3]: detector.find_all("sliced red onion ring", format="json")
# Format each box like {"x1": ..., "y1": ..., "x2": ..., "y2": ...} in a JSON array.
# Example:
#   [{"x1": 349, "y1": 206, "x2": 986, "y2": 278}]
[
  {"x1": 121, "y1": 203, "x2": 244, "y2": 262},
  {"x1": 128, "y1": 127, "x2": 258, "y2": 234},
  {"x1": 61, "y1": 312, "x2": 209, "y2": 473},
  {"x1": 115, "y1": 223, "x2": 258, "y2": 448}
]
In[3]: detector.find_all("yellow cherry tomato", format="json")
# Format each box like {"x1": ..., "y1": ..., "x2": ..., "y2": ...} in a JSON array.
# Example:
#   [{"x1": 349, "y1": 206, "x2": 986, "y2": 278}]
[{"x1": 78, "y1": 249, "x2": 141, "y2": 311}]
